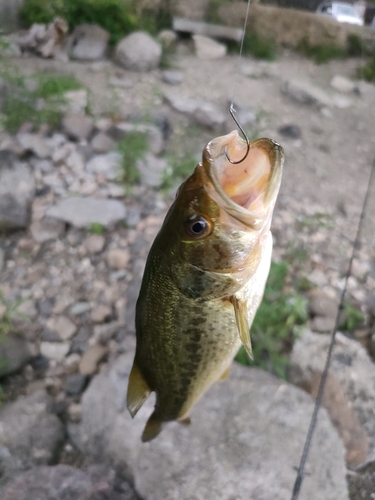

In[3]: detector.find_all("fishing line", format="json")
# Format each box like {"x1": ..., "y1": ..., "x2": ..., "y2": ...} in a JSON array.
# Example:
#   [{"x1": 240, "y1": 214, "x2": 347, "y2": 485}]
[
  {"x1": 226, "y1": 0, "x2": 252, "y2": 164},
  {"x1": 291, "y1": 154, "x2": 375, "y2": 500}
]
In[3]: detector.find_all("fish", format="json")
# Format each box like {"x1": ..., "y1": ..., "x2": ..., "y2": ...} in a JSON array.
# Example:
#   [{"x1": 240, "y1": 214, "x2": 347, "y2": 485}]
[{"x1": 127, "y1": 130, "x2": 284, "y2": 442}]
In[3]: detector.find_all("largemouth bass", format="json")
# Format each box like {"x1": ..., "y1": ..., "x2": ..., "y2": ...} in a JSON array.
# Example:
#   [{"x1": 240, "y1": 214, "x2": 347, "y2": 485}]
[{"x1": 127, "y1": 130, "x2": 284, "y2": 442}]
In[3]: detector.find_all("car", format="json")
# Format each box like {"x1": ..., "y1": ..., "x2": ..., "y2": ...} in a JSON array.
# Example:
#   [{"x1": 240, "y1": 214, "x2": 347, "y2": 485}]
[{"x1": 316, "y1": 2, "x2": 364, "y2": 26}]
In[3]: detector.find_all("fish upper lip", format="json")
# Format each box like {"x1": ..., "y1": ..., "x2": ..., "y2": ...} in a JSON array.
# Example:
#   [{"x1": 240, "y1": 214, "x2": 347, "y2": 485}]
[{"x1": 202, "y1": 131, "x2": 284, "y2": 229}]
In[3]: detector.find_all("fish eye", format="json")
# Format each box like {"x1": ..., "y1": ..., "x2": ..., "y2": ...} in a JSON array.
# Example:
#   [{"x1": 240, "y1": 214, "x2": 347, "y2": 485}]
[{"x1": 185, "y1": 216, "x2": 211, "y2": 238}]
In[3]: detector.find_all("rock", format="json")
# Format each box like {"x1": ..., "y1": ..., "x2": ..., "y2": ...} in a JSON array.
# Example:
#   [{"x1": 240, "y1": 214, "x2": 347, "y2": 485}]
[
  {"x1": 0, "y1": 464, "x2": 138, "y2": 500},
  {"x1": 79, "y1": 344, "x2": 109, "y2": 376},
  {"x1": 40, "y1": 342, "x2": 70, "y2": 361},
  {"x1": 46, "y1": 316, "x2": 77, "y2": 341},
  {"x1": 0, "y1": 335, "x2": 36, "y2": 377},
  {"x1": 164, "y1": 92, "x2": 225, "y2": 129},
  {"x1": 311, "y1": 316, "x2": 336, "y2": 333},
  {"x1": 158, "y1": 29, "x2": 178, "y2": 47},
  {"x1": 116, "y1": 31, "x2": 162, "y2": 71},
  {"x1": 62, "y1": 89, "x2": 89, "y2": 114},
  {"x1": 69, "y1": 302, "x2": 92, "y2": 316},
  {"x1": 192, "y1": 34, "x2": 227, "y2": 59},
  {"x1": 136, "y1": 153, "x2": 168, "y2": 188},
  {"x1": 172, "y1": 17, "x2": 243, "y2": 42},
  {"x1": 17, "y1": 133, "x2": 51, "y2": 158},
  {"x1": 282, "y1": 80, "x2": 332, "y2": 108},
  {"x1": 289, "y1": 329, "x2": 375, "y2": 462},
  {"x1": 0, "y1": 248, "x2": 4, "y2": 272},
  {"x1": 83, "y1": 234, "x2": 106, "y2": 254},
  {"x1": 0, "y1": 152, "x2": 35, "y2": 229},
  {"x1": 278, "y1": 124, "x2": 302, "y2": 139},
  {"x1": 0, "y1": 391, "x2": 65, "y2": 479},
  {"x1": 65, "y1": 373, "x2": 87, "y2": 395},
  {"x1": 227, "y1": 99, "x2": 257, "y2": 128},
  {"x1": 69, "y1": 354, "x2": 349, "y2": 500},
  {"x1": 62, "y1": 113, "x2": 94, "y2": 141},
  {"x1": 91, "y1": 304, "x2": 112, "y2": 323},
  {"x1": 308, "y1": 290, "x2": 339, "y2": 333},
  {"x1": 162, "y1": 70, "x2": 184, "y2": 85},
  {"x1": 93, "y1": 322, "x2": 121, "y2": 343},
  {"x1": 71, "y1": 326, "x2": 92, "y2": 355},
  {"x1": 46, "y1": 197, "x2": 127, "y2": 228},
  {"x1": 331, "y1": 75, "x2": 356, "y2": 94},
  {"x1": 86, "y1": 152, "x2": 122, "y2": 180},
  {"x1": 91, "y1": 132, "x2": 115, "y2": 153},
  {"x1": 30, "y1": 217, "x2": 66, "y2": 243},
  {"x1": 106, "y1": 249, "x2": 130, "y2": 270},
  {"x1": 68, "y1": 403, "x2": 82, "y2": 422},
  {"x1": 69, "y1": 24, "x2": 110, "y2": 61},
  {"x1": 348, "y1": 460, "x2": 375, "y2": 500}
]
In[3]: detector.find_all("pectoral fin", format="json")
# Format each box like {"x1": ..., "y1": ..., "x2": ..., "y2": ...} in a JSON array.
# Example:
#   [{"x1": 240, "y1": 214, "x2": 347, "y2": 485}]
[
  {"x1": 219, "y1": 365, "x2": 231, "y2": 381},
  {"x1": 230, "y1": 296, "x2": 253, "y2": 360},
  {"x1": 127, "y1": 361, "x2": 151, "y2": 418}
]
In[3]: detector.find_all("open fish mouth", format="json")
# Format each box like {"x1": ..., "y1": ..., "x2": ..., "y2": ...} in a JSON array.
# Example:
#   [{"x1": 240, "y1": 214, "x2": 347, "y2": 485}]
[{"x1": 202, "y1": 130, "x2": 284, "y2": 229}]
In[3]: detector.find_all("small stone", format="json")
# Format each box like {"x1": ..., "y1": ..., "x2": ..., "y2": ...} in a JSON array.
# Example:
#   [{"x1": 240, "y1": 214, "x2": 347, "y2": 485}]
[
  {"x1": 116, "y1": 31, "x2": 162, "y2": 71},
  {"x1": 68, "y1": 403, "x2": 82, "y2": 422},
  {"x1": 47, "y1": 197, "x2": 127, "y2": 229},
  {"x1": 278, "y1": 124, "x2": 302, "y2": 139},
  {"x1": 64, "y1": 373, "x2": 87, "y2": 395},
  {"x1": 106, "y1": 249, "x2": 130, "y2": 270},
  {"x1": 308, "y1": 289, "x2": 338, "y2": 318},
  {"x1": 331, "y1": 75, "x2": 356, "y2": 94},
  {"x1": 109, "y1": 77, "x2": 134, "y2": 88},
  {"x1": 94, "y1": 321, "x2": 121, "y2": 343},
  {"x1": 30, "y1": 217, "x2": 66, "y2": 243},
  {"x1": 62, "y1": 89, "x2": 88, "y2": 114},
  {"x1": 282, "y1": 80, "x2": 332, "y2": 108},
  {"x1": 46, "y1": 316, "x2": 77, "y2": 341},
  {"x1": 85, "y1": 152, "x2": 122, "y2": 180},
  {"x1": 64, "y1": 353, "x2": 81, "y2": 374},
  {"x1": 0, "y1": 335, "x2": 36, "y2": 377},
  {"x1": 311, "y1": 316, "x2": 335, "y2": 333},
  {"x1": 91, "y1": 133, "x2": 115, "y2": 154},
  {"x1": 17, "y1": 299, "x2": 38, "y2": 319},
  {"x1": 62, "y1": 113, "x2": 94, "y2": 141},
  {"x1": 193, "y1": 100, "x2": 225, "y2": 129},
  {"x1": 0, "y1": 248, "x2": 4, "y2": 272},
  {"x1": 17, "y1": 133, "x2": 51, "y2": 158},
  {"x1": 69, "y1": 24, "x2": 110, "y2": 61},
  {"x1": 136, "y1": 153, "x2": 168, "y2": 188},
  {"x1": 162, "y1": 70, "x2": 184, "y2": 85},
  {"x1": 40, "y1": 342, "x2": 70, "y2": 361},
  {"x1": 158, "y1": 29, "x2": 178, "y2": 47},
  {"x1": 83, "y1": 234, "x2": 106, "y2": 254},
  {"x1": 69, "y1": 302, "x2": 92, "y2": 316},
  {"x1": 79, "y1": 344, "x2": 108, "y2": 376},
  {"x1": 193, "y1": 34, "x2": 227, "y2": 59},
  {"x1": 70, "y1": 326, "x2": 92, "y2": 355},
  {"x1": 91, "y1": 304, "x2": 112, "y2": 323}
]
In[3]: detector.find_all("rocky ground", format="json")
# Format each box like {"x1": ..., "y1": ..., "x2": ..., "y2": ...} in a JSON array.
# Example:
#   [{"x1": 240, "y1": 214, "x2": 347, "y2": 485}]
[{"x1": 0, "y1": 26, "x2": 375, "y2": 500}]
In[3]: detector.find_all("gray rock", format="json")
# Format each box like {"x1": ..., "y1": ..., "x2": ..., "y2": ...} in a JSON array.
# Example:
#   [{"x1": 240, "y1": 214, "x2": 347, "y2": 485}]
[
  {"x1": 69, "y1": 302, "x2": 92, "y2": 316},
  {"x1": 79, "y1": 344, "x2": 108, "y2": 376},
  {"x1": 30, "y1": 217, "x2": 66, "y2": 243},
  {"x1": 193, "y1": 34, "x2": 227, "y2": 59},
  {"x1": 65, "y1": 374, "x2": 87, "y2": 395},
  {"x1": 0, "y1": 77, "x2": 9, "y2": 111},
  {"x1": 62, "y1": 113, "x2": 94, "y2": 141},
  {"x1": 331, "y1": 75, "x2": 356, "y2": 94},
  {"x1": 62, "y1": 89, "x2": 89, "y2": 114},
  {"x1": 116, "y1": 31, "x2": 162, "y2": 72},
  {"x1": 0, "y1": 335, "x2": 36, "y2": 377},
  {"x1": 0, "y1": 391, "x2": 65, "y2": 479},
  {"x1": 83, "y1": 234, "x2": 106, "y2": 254},
  {"x1": 70, "y1": 24, "x2": 110, "y2": 61},
  {"x1": 172, "y1": 16, "x2": 243, "y2": 42},
  {"x1": 69, "y1": 354, "x2": 349, "y2": 500},
  {"x1": 348, "y1": 460, "x2": 375, "y2": 500},
  {"x1": 91, "y1": 304, "x2": 112, "y2": 323},
  {"x1": 136, "y1": 153, "x2": 168, "y2": 188},
  {"x1": 289, "y1": 329, "x2": 375, "y2": 461},
  {"x1": 281, "y1": 80, "x2": 332, "y2": 108},
  {"x1": 0, "y1": 248, "x2": 4, "y2": 272},
  {"x1": 40, "y1": 342, "x2": 70, "y2": 361},
  {"x1": 0, "y1": 464, "x2": 138, "y2": 500},
  {"x1": 17, "y1": 133, "x2": 51, "y2": 159},
  {"x1": 46, "y1": 316, "x2": 77, "y2": 341},
  {"x1": 86, "y1": 152, "x2": 122, "y2": 180},
  {"x1": 91, "y1": 132, "x2": 115, "y2": 153},
  {"x1": 162, "y1": 70, "x2": 184, "y2": 85},
  {"x1": 278, "y1": 124, "x2": 302, "y2": 139},
  {"x1": 46, "y1": 197, "x2": 127, "y2": 228},
  {"x1": 106, "y1": 249, "x2": 130, "y2": 270},
  {"x1": 164, "y1": 92, "x2": 225, "y2": 129},
  {"x1": 0, "y1": 152, "x2": 35, "y2": 229}
]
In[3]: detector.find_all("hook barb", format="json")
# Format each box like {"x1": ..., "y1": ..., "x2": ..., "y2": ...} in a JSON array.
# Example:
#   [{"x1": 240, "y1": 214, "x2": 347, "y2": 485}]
[{"x1": 226, "y1": 104, "x2": 250, "y2": 165}]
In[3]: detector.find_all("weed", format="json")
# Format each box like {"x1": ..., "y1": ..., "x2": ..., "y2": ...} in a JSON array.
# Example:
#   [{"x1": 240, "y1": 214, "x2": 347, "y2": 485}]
[
  {"x1": 89, "y1": 222, "x2": 106, "y2": 235},
  {"x1": 19, "y1": 0, "x2": 63, "y2": 26},
  {"x1": 235, "y1": 261, "x2": 308, "y2": 378},
  {"x1": 118, "y1": 132, "x2": 148, "y2": 185},
  {"x1": 357, "y1": 55, "x2": 375, "y2": 82},
  {"x1": 159, "y1": 42, "x2": 177, "y2": 70},
  {"x1": 35, "y1": 73, "x2": 82, "y2": 99},
  {"x1": 297, "y1": 212, "x2": 332, "y2": 230},
  {"x1": 297, "y1": 39, "x2": 345, "y2": 64},
  {"x1": 340, "y1": 303, "x2": 365, "y2": 331}
]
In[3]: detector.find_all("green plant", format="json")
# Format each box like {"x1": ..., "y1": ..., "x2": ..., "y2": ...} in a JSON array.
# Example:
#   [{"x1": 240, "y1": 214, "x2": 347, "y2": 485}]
[
  {"x1": 235, "y1": 261, "x2": 308, "y2": 378},
  {"x1": 19, "y1": 0, "x2": 63, "y2": 26},
  {"x1": 297, "y1": 38, "x2": 345, "y2": 64},
  {"x1": 118, "y1": 132, "x2": 148, "y2": 185},
  {"x1": 89, "y1": 222, "x2": 105, "y2": 235},
  {"x1": 163, "y1": 155, "x2": 197, "y2": 190},
  {"x1": 297, "y1": 212, "x2": 332, "y2": 230},
  {"x1": 357, "y1": 55, "x2": 375, "y2": 82},
  {"x1": 339, "y1": 303, "x2": 365, "y2": 331}
]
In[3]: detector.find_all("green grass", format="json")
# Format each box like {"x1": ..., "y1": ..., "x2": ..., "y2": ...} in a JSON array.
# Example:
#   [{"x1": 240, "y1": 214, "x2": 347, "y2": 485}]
[
  {"x1": 0, "y1": 66, "x2": 83, "y2": 134},
  {"x1": 339, "y1": 303, "x2": 365, "y2": 331},
  {"x1": 297, "y1": 39, "x2": 346, "y2": 64},
  {"x1": 235, "y1": 261, "x2": 308, "y2": 378},
  {"x1": 89, "y1": 222, "x2": 106, "y2": 235},
  {"x1": 118, "y1": 132, "x2": 149, "y2": 185},
  {"x1": 357, "y1": 55, "x2": 375, "y2": 82}
]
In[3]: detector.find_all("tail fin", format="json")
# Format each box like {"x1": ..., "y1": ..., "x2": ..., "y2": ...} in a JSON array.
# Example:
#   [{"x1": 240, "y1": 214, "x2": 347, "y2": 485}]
[{"x1": 142, "y1": 413, "x2": 164, "y2": 442}]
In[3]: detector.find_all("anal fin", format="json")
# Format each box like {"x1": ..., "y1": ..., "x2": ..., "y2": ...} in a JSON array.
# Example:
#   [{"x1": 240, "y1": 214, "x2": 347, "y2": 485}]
[
  {"x1": 178, "y1": 416, "x2": 191, "y2": 426},
  {"x1": 127, "y1": 361, "x2": 151, "y2": 418},
  {"x1": 142, "y1": 413, "x2": 164, "y2": 442},
  {"x1": 230, "y1": 296, "x2": 253, "y2": 360}
]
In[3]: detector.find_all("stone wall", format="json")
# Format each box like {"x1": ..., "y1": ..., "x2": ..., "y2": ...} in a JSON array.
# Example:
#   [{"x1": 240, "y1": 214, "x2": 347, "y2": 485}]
[{"x1": 0, "y1": 0, "x2": 24, "y2": 33}]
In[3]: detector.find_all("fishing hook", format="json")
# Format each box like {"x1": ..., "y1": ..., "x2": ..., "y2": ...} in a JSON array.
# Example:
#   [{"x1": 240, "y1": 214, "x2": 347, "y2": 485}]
[{"x1": 226, "y1": 103, "x2": 250, "y2": 165}]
